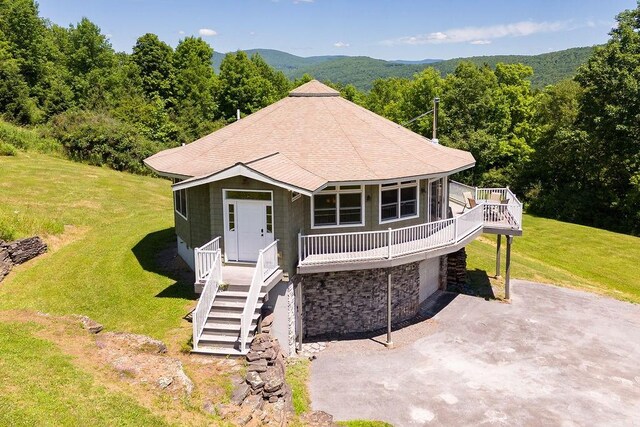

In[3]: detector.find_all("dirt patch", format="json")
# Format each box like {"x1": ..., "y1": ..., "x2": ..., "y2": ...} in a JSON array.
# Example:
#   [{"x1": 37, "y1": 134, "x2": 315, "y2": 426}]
[
  {"x1": 0, "y1": 311, "x2": 229, "y2": 426},
  {"x1": 45, "y1": 225, "x2": 89, "y2": 252}
]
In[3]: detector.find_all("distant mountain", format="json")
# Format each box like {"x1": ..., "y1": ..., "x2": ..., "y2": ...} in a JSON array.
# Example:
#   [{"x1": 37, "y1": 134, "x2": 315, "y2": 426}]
[
  {"x1": 429, "y1": 47, "x2": 595, "y2": 89},
  {"x1": 390, "y1": 59, "x2": 442, "y2": 65},
  {"x1": 213, "y1": 46, "x2": 596, "y2": 91}
]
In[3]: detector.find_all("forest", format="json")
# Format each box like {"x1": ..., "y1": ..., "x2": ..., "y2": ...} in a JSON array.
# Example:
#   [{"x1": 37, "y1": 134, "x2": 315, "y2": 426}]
[{"x1": 0, "y1": 0, "x2": 638, "y2": 235}]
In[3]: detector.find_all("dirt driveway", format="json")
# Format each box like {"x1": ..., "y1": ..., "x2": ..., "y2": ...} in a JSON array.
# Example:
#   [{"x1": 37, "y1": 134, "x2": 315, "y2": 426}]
[{"x1": 309, "y1": 280, "x2": 640, "y2": 426}]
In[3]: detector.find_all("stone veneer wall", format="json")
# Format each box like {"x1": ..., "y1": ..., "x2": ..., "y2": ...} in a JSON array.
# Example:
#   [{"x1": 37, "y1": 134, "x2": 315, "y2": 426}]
[
  {"x1": 447, "y1": 247, "x2": 467, "y2": 288},
  {"x1": 301, "y1": 263, "x2": 420, "y2": 338}
]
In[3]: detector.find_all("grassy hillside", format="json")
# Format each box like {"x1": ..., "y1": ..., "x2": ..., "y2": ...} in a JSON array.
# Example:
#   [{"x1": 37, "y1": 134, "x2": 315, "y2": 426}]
[
  {"x1": 214, "y1": 46, "x2": 596, "y2": 91},
  {"x1": 467, "y1": 214, "x2": 640, "y2": 303}
]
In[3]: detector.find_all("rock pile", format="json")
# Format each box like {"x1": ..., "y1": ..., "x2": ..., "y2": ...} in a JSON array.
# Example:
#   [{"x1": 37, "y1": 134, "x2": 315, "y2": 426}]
[
  {"x1": 0, "y1": 236, "x2": 47, "y2": 282},
  {"x1": 216, "y1": 333, "x2": 292, "y2": 426}
]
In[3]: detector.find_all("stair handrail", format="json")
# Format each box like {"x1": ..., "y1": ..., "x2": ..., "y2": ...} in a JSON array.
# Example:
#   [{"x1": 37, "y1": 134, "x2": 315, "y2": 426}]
[
  {"x1": 194, "y1": 237, "x2": 221, "y2": 283},
  {"x1": 192, "y1": 249, "x2": 222, "y2": 351},
  {"x1": 240, "y1": 240, "x2": 279, "y2": 351}
]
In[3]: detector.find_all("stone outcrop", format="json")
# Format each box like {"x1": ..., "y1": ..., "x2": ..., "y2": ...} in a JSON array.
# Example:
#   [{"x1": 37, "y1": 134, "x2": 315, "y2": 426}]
[
  {"x1": 0, "y1": 236, "x2": 48, "y2": 283},
  {"x1": 301, "y1": 263, "x2": 420, "y2": 338}
]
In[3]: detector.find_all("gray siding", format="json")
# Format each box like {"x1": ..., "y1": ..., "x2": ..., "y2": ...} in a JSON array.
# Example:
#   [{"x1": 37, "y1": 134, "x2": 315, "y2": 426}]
[{"x1": 174, "y1": 185, "x2": 211, "y2": 249}]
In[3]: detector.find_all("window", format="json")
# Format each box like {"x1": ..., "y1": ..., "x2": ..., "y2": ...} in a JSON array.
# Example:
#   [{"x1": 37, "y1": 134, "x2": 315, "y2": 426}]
[
  {"x1": 266, "y1": 205, "x2": 273, "y2": 233},
  {"x1": 429, "y1": 179, "x2": 443, "y2": 222},
  {"x1": 228, "y1": 204, "x2": 235, "y2": 231},
  {"x1": 312, "y1": 185, "x2": 364, "y2": 227},
  {"x1": 173, "y1": 179, "x2": 188, "y2": 219},
  {"x1": 225, "y1": 190, "x2": 271, "y2": 201},
  {"x1": 380, "y1": 181, "x2": 418, "y2": 223}
]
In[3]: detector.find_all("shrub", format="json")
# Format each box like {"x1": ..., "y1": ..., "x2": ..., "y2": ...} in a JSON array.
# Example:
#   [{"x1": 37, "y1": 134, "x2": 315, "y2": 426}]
[
  {"x1": 0, "y1": 120, "x2": 62, "y2": 154},
  {"x1": 0, "y1": 141, "x2": 17, "y2": 156},
  {"x1": 48, "y1": 110, "x2": 162, "y2": 174}
]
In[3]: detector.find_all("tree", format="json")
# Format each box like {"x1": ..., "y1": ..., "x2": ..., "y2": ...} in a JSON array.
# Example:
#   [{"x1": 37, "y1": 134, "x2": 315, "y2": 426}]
[
  {"x1": 173, "y1": 36, "x2": 218, "y2": 139},
  {"x1": 132, "y1": 33, "x2": 174, "y2": 102},
  {"x1": 574, "y1": 1, "x2": 640, "y2": 233}
]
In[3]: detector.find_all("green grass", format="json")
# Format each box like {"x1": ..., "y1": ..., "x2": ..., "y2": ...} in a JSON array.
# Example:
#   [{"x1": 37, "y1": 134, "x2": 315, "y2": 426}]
[
  {"x1": 0, "y1": 152, "x2": 192, "y2": 339},
  {"x1": 286, "y1": 358, "x2": 311, "y2": 415},
  {"x1": 0, "y1": 321, "x2": 169, "y2": 426},
  {"x1": 466, "y1": 214, "x2": 640, "y2": 303},
  {"x1": 0, "y1": 119, "x2": 62, "y2": 155}
]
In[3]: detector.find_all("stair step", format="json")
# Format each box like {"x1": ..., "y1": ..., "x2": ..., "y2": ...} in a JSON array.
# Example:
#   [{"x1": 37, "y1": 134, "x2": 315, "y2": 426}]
[
  {"x1": 204, "y1": 320, "x2": 255, "y2": 331},
  {"x1": 192, "y1": 346, "x2": 248, "y2": 356},
  {"x1": 217, "y1": 291, "x2": 266, "y2": 299},
  {"x1": 208, "y1": 311, "x2": 260, "y2": 320},
  {"x1": 199, "y1": 334, "x2": 240, "y2": 343},
  {"x1": 211, "y1": 300, "x2": 246, "y2": 309}
]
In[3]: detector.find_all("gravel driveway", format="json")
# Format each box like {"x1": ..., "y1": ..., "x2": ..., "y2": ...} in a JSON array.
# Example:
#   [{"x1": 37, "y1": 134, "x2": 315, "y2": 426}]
[{"x1": 309, "y1": 280, "x2": 640, "y2": 426}]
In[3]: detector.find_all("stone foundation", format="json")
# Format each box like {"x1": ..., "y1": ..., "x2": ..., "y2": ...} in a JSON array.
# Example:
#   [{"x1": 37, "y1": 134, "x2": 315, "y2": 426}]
[
  {"x1": 300, "y1": 263, "x2": 420, "y2": 338},
  {"x1": 447, "y1": 247, "x2": 467, "y2": 289}
]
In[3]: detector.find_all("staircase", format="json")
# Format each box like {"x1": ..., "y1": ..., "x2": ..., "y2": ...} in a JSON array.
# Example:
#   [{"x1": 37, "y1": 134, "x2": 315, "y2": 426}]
[
  {"x1": 192, "y1": 240, "x2": 281, "y2": 356},
  {"x1": 195, "y1": 274, "x2": 268, "y2": 356}
]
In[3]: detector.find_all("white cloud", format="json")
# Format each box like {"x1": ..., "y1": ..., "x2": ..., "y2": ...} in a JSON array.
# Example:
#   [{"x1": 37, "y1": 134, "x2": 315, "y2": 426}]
[
  {"x1": 105, "y1": 33, "x2": 112, "y2": 39},
  {"x1": 470, "y1": 40, "x2": 491, "y2": 45},
  {"x1": 382, "y1": 20, "x2": 570, "y2": 46},
  {"x1": 178, "y1": 30, "x2": 185, "y2": 35},
  {"x1": 333, "y1": 41, "x2": 350, "y2": 48},
  {"x1": 293, "y1": 0, "x2": 314, "y2": 3},
  {"x1": 249, "y1": 31, "x2": 256, "y2": 36},
  {"x1": 198, "y1": 28, "x2": 218, "y2": 37}
]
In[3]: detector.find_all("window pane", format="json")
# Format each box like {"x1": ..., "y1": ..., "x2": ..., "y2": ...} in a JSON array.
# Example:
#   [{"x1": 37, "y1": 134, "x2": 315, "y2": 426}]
[
  {"x1": 381, "y1": 189, "x2": 398, "y2": 205},
  {"x1": 339, "y1": 185, "x2": 360, "y2": 190},
  {"x1": 340, "y1": 209, "x2": 361, "y2": 224},
  {"x1": 323, "y1": 186, "x2": 336, "y2": 191},
  {"x1": 314, "y1": 194, "x2": 337, "y2": 225},
  {"x1": 228, "y1": 204, "x2": 235, "y2": 231},
  {"x1": 381, "y1": 204, "x2": 397, "y2": 220},
  {"x1": 266, "y1": 205, "x2": 272, "y2": 233},
  {"x1": 340, "y1": 193, "x2": 361, "y2": 208},
  {"x1": 400, "y1": 186, "x2": 417, "y2": 202},
  {"x1": 314, "y1": 194, "x2": 336, "y2": 210},
  {"x1": 400, "y1": 200, "x2": 416, "y2": 217},
  {"x1": 226, "y1": 191, "x2": 271, "y2": 201}
]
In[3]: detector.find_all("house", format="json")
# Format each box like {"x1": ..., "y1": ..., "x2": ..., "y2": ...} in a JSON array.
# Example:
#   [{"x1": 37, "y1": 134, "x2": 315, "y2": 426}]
[{"x1": 144, "y1": 80, "x2": 523, "y2": 356}]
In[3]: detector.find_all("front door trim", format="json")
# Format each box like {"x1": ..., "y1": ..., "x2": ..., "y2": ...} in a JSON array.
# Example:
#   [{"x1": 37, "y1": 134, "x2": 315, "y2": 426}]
[{"x1": 223, "y1": 189, "x2": 274, "y2": 263}]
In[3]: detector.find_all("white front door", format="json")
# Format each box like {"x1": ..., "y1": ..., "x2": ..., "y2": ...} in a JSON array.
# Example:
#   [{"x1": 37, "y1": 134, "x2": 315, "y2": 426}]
[{"x1": 224, "y1": 191, "x2": 274, "y2": 262}]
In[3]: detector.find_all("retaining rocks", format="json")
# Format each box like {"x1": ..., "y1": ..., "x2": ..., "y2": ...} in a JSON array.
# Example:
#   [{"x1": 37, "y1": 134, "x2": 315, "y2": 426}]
[
  {"x1": 0, "y1": 236, "x2": 48, "y2": 282},
  {"x1": 447, "y1": 247, "x2": 467, "y2": 289},
  {"x1": 220, "y1": 333, "x2": 292, "y2": 426}
]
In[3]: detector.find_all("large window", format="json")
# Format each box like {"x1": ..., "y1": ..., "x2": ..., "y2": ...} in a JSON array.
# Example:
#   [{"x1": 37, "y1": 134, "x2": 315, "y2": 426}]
[
  {"x1": 173, "y1": 179, "x2": 188, "y2": 219},
  {"x1": 380, "y1": 181, "x2": 418, "y2": 223},
  {"x1": 312, "y1": 185, "x2": 364, "y2": 227}
]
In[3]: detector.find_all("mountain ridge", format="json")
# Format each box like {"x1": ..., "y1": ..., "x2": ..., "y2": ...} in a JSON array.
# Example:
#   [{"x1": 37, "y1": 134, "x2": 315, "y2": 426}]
[{"x1": 213, "y1": 46, "x2": 596, "y2": 90}]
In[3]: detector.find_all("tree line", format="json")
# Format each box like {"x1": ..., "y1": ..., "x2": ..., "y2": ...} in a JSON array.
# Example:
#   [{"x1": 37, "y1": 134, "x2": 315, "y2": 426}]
[{"x1": 0, "y1": 0, "x2": 638, "y2": 235}]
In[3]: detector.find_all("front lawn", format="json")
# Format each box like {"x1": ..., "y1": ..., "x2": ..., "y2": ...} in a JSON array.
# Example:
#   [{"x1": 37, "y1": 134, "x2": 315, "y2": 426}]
[{"x1": 0, "y1": 152, "x2": 190, "y2": 340}]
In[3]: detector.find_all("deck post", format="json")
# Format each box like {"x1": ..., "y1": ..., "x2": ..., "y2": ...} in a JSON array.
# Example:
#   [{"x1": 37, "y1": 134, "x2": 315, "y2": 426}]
[
  {"x1": 495, "y1": 234, "x2": 502, "y2": 278},
  {"x1": 385, "y1": 270, "x2": 394, "y2": 348},
  {"x1": 505, "y1": 235, "x2": 512, "y2": 300},
  {"x1": 295, "y1": 280, "x2": 304, "y2": 352}
]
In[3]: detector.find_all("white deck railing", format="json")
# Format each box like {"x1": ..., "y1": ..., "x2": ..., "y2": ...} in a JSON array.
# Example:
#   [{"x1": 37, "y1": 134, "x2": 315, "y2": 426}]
[
  {"x1": 192, "y1": 249, "x2": 222, "y2": 351},
  {"x1": 298, "y1": 206, "x2": 483, "y2": 267},
  {"x1": 194, "y1": 237, "x2": 221, "y2": 282},
  {"x1": 240, "y1": 240, "x2": 279, "y2": 351},
  {"x1": 449, "y1": 181, "x2": 523, "y2": 231}
]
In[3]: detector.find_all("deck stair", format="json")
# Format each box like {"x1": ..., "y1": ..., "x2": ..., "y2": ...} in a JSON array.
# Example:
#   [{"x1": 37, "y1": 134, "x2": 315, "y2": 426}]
[
  {"x1": 195, "y1": 275, "x2": 269, "y2": 356},
  {"x1": 192, "y1": 240, "x2": 281, "y2": 357}
]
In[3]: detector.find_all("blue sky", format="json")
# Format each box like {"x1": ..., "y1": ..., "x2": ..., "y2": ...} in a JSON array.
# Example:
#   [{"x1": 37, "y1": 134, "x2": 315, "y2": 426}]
[{"x1": 38, "y1": 0, "x2": 636, "y2": 60}]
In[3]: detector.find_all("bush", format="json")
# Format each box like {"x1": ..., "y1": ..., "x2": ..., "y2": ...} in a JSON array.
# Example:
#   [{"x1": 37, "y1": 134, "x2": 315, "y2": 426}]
[
  {"x1": 48, "y1": 110, "x2": 162, "y2": 174},
  {"x1": 0, "y1": 141, "x2": 17, "y2": 156},
  {"x1": 0, "y1": 120, "x2": 62, "y2": 154}
]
